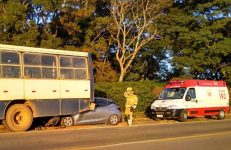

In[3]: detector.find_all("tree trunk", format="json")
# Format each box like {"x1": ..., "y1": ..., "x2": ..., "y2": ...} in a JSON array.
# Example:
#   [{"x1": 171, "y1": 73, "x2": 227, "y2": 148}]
[{"x1": 119, "y1": 70, "x2": 126, "y2": 82}]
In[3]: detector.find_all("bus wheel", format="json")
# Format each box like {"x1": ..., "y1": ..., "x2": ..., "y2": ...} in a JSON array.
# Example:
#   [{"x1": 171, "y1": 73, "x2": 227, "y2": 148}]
[
  {"x1": 5, "y1": 104, "x2": 33, "y2": 132},
  {"x1": 61, "y1": 116, "x2": 74, "y2": 127},
  {"x1": 217, "y1": 110, "x2": 225, "y2": 120},
  {"x1": 179, "y1": 110, "x2": 188, "y2": 122}
]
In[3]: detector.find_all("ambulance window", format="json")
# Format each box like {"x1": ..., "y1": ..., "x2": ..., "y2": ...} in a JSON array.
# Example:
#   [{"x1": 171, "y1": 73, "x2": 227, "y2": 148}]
[{"x1": 186, "y1": 88, "x2": 196, "y2": 99}]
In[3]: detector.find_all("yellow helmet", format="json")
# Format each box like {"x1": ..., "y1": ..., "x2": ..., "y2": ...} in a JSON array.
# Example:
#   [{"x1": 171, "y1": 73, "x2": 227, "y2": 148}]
[{"x1": 127, "y1": 87, "x2": 132, "y2": 92}]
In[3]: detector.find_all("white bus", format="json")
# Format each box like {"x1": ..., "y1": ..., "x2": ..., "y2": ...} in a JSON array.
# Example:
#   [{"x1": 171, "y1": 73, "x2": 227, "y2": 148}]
[{"x1": 0, "y1": 44, "x2": 94, "y2": 132}]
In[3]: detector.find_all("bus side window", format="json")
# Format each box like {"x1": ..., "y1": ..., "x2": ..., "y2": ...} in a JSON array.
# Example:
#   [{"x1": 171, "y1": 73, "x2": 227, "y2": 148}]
[
  {"x1": 60, "y1": 56, "x2": 74, "y2": 79},
  {"x1": 0, "y1": 52, "x2": 20, "y2": 78},
  {"x1": 24, "y1": 53, "x2": 40, "y2": 65},
  {"x1": 23, "y1": 53, "x2": 41, "y2": 78},
  {"x1": 41, "y1": 55, "x2": 57, "y2": 79},
  {"x1": 73, "y1": 57, "x2": 87, "y2": 79},
  {"x1": 2, "y1": 66, "x2": 20, "y2": 78},
  {"x1": 24, "y1": 67, "x2": 41, "y2": 78},
  {"x1": 75, "y1": 69, "x2": 87, "y2": 79},
  {"x1": 24, "y1": 68, "x2": 31, "y2": 78},
  {"x1": 73, "y1": 57, "x2": 86, "y2": 68},
  {"x1": 60, "y1": 69, "x2": 74, "y2": 79}
]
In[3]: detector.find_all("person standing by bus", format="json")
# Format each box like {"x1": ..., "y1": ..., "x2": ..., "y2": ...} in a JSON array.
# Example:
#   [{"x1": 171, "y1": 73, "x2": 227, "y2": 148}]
[{"x1": 124, "y1": 87, "x2": 138, "y2": 126}]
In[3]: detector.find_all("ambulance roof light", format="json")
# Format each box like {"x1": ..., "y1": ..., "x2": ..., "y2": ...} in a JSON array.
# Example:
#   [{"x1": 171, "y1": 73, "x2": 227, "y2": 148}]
[{"x1": 179, "y1": 80, "x2": 184, "y2": 84}]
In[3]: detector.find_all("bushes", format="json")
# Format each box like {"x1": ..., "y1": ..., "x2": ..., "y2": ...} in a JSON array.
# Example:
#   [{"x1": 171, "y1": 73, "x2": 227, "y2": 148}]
[
  {"x1": 95, "y1": 81, "x2": 231, "y2": 114},
  {"x1": 94, "y1": 81, "x2": 165, "y2": 113}
]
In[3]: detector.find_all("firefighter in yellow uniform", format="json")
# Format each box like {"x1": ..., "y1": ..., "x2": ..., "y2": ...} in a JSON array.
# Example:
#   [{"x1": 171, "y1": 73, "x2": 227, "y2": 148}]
[{"x1": 124, "y1": 87, "x2": 138, "y2": 126}]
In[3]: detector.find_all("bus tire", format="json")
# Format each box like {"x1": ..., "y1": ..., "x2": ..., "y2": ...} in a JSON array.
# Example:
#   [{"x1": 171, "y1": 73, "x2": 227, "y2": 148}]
[
  {"x1": 217, "y1": 110, "x2": 225, "y2": 120},
  {"x1": 5, "y1": 104, "x2": 33, "y2": 132},
  {"x1": 179, "y1": 110, "x2": 188, "y2": 122}
]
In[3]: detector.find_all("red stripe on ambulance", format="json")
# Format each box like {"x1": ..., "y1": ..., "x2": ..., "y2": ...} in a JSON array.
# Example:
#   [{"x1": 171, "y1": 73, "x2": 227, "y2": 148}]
[{"x1": 187, "y1": 106, "x2": 229, "y2": 117}]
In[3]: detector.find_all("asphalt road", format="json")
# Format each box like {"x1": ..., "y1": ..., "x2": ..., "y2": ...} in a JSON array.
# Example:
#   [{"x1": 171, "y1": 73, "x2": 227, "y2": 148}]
[{"x1": 1, "y1": 119, "x2": 231, "y2": 150}]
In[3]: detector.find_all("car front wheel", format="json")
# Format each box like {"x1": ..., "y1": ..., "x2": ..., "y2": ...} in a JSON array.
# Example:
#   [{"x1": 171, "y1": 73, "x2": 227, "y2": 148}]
[
  {"x1": 108, "y1": 114, "x2": 119, "y2": 125},
  {"x1": 61, "y1": 116, "x2": 74, "y2": 127}
]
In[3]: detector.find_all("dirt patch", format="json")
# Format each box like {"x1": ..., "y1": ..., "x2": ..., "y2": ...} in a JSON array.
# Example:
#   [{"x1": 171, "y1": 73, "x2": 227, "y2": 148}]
[
  {"x1": 1, "y1": 114, "x2": 231, "y2": 133},
  {"x1": 0, "y1": 124, "x2": 9, "y2": 133}
]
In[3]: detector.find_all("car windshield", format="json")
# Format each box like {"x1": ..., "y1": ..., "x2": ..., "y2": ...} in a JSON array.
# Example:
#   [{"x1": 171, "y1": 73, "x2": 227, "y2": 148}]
[
  {"x1": 158, "y1": 88, "x2": 186, "y2": 100},
  {"x1": 95, "y1": 98, "x2": 115, "y2": 107}
]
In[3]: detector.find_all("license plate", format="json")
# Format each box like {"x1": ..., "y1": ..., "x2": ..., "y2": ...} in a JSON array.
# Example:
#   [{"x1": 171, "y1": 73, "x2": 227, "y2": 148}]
[
  {"x1": 157, "y1": 115, "x2": 163, "y2": 118},
  {"x1": 156, "y1": 112, "x2": 164, "y2": 115}
]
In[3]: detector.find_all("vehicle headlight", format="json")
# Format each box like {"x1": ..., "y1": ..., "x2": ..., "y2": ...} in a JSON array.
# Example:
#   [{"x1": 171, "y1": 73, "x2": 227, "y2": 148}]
[
  {"x1": 167, "y1": 105, "x2": 177, "y2": 109},
  {"x1": 150, "y1": 104, "x2": 156, "y2": 110}
]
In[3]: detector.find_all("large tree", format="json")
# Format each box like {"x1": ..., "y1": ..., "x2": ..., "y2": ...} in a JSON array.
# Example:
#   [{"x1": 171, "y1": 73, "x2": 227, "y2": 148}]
[
  {"x1": 129, "y1": 40, "x2": 174, "y2": 81},
  {"x1": 0, "y1": 0, "x2": 39, "y2": 46},
  {"x1": 158, "y1": 0, "x2": 231, "y2": 83},
  {"x1": 81, "y1": 0, "x2": 119, "y2": 82},
  {"x1": 0, "y1": 0, "x2": 116, "y2": 83},
  {"x1": 107, "y1": 0, "x2": 170, "y2": 82}
]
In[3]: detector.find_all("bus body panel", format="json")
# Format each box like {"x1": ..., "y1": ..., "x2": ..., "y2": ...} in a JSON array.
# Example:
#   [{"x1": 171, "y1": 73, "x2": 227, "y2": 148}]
[
  {"x1": 0, "y1": 79, "x2": 24, "y2": 100},
  {"x1": 30, "y1": 99, "x2": 60, "y2": 117},
  {"x1": 60, "y1": 80, "x2": 91, "y2": 99},
  {"x1": 0, "y1": 98, "x2": 87, "y2": 119},
  {"x1": 88, "y1": 53, "x2": 94, "y2": 102},
  {"x1": 31, "y1": 99, "x2": 83, "y2": 117},
  {"x1": 0, "y1": 44, "x2": 88, "y2": 57},
  {"x1": 24, "y1": 80, "x2": 60, "y2": 99},
  {"x1": 60, "y1": 99, "x2": 80, "y2": 115},
  {"x1": 0, "y1": 101, "x2": 10, "y2": 119}
]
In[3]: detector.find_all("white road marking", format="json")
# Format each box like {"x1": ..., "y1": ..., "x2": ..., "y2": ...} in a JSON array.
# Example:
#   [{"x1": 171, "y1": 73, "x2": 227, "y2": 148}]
[{"x1": 64, "y1": 131, "x2": 231, "y2": 150}]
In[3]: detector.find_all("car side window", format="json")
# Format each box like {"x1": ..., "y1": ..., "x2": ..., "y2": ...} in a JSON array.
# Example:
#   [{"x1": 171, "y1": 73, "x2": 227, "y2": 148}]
[
  {"x1": 186, "y1": 88, "x2": 196, "y2": 99},
  {"x1": 95, "y1": 99, "x2": 108, "y2": 107}
]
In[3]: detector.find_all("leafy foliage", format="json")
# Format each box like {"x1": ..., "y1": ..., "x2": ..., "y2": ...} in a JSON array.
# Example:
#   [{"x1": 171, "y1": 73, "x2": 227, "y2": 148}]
[
  {"x1": 0, "y1": 0, "x2": 230, "y2": 84},
  {"x1": 158, "y1": 0, "x2": 231, "y2": 83},
  {"x1": 95, "y1": 81, "x2": 165, "y2": 112},
  {"x1": 0, "y1": 0, "x2": 39, "y2": 46}
]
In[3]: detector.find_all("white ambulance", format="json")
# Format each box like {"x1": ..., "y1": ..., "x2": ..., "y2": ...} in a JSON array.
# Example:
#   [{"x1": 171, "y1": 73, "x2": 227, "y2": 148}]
[{"x1": 150, "y1": 80, "x2": 229, "y2": 121}]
